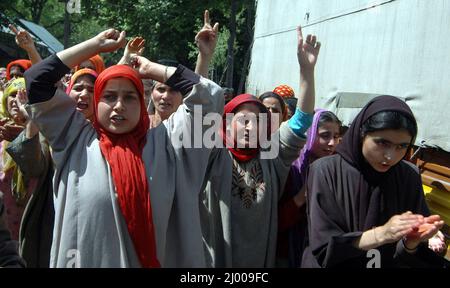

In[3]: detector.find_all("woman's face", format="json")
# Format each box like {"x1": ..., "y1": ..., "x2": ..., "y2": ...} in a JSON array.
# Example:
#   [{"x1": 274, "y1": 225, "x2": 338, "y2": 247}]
[
  {"x1": 97, "y1": 78, "x2": 141, "y2": 134},
  {"x1": 69, "y1": 75, "x2": 95, "y2": 120},
  {"x1": 151, "y1": 82, "x2": 183, "y2": 120},
  {"x1": 262, "y1": 97, "x2": 283, "y2": 129},
  {"x1": 310, "y1": 121, "x2": 341, "y2": 158},
  {"x1": 230, "y1": 103, "x2": 262, "y2": 149},
  {"x1": 7, "y1": 91, "x2": 26, "y2": 125},
  {"x1": 362, "y1": 129, "x2": 412, "y2": 172},
  {"x1": 9, "y1": 65, "x2": 24, "y2": 79}
]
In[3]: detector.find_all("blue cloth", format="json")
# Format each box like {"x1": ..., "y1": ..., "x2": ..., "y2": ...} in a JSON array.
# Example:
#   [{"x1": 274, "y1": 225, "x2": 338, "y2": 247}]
[{"x1": 288, "y1": 108, "x2": 314, "y2": 137}]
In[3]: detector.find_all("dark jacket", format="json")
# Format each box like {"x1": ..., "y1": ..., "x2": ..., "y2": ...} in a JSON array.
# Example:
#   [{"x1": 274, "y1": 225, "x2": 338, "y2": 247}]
[{"x1": 0, "y1": 194, "x2": 26, "y2": 267}]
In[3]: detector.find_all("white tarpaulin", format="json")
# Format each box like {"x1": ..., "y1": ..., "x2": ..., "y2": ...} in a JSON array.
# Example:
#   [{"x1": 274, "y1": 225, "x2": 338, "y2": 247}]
[{"x1": 247, "y1": 0, "x2": 450, "y2": 151}]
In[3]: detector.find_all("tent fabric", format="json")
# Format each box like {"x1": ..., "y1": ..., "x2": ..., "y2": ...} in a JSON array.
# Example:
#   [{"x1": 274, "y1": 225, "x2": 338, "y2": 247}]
[{"x1": 247, "y1": 0, "x2": 450, "y2": 151}]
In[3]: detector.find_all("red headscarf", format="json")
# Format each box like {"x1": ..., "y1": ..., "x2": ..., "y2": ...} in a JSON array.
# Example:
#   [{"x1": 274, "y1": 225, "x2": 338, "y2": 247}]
[
  {"x1": 6, "y1": 59, "x2": 32, "y2": 80},
  {"x1": 221, "y1": 94, "x2": 270, "y2": 162},
  {"x1": 75, "y1": 54, "x2": 105, "y2": 74},
  {"x1": 65, "y1": 68, "x2": 98, "y2": 95},
  {"x1": 92, "y1": 65, "x2": 160, "y2": 268}
]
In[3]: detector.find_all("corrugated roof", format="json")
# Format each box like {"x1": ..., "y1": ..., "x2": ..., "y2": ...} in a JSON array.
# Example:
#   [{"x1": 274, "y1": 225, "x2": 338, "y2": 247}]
[{"x1": 18, "y1": 18, "x2": 63, "y2": 53}]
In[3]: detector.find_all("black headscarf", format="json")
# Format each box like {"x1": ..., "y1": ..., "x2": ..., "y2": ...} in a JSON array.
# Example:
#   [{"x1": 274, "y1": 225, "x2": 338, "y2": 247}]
[{"x1": 336, "y1": 95, "x2": 417, "y2": 183}]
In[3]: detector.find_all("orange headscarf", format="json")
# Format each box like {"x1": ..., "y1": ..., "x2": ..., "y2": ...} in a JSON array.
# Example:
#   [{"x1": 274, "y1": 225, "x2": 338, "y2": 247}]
[
  {"x1": 75, "y1": 54, "x2": 105, "y2": 74},
  {"x1": 65, "y1": 68, "x2": 98, "y2": 95},
  {"x1": 6, "y1": 59, "x2": 32, "y2": 80},
  {"x1": 273, "y1": 84, "x2": 295, "y2": 99},
  {"x1": 92, "y1": 65, "x2": 159, "y2": 268}
]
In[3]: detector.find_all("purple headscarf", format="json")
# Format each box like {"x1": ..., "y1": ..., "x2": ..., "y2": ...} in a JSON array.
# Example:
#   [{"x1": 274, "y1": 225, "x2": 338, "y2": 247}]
[
  {"x1": 282, "y1": 108, "x2": 328, "y2": 268},
  {"x1": 288, "y1": 109, "x2": 327, "y2": 194}
]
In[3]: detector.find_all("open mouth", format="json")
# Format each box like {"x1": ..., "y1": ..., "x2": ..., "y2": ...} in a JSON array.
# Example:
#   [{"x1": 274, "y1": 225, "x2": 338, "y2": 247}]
[
  {"x1": 110, "y1": 114, "x2": 126, "y2": 124},
  {"x1": 159, "y1": 102, "x2": 171, "y2": 109},
  {"x1": 76, "y1": 102, "x2": 89, "y2": 110}
]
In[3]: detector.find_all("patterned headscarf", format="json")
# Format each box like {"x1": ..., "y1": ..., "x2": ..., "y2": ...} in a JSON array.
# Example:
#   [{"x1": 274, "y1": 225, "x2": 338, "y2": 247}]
[
  {"x1": 1, "y1": 78, "x2": 26, "y2": 118},
  {"x1": 1, "y1": 78, "x2": 27, "y2": 202},
  {"x1": 273, "y1": 84, "x2": 295, "y2": 99}
]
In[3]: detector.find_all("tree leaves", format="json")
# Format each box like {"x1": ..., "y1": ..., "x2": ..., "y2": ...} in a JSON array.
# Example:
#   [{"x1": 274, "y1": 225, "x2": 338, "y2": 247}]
[{"x1": 4, "y1": 0, "x2": 256, "y2": 91}]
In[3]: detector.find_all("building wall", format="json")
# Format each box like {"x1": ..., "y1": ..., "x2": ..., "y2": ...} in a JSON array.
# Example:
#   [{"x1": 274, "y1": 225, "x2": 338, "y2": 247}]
[{"x1": 248, "y1": 0, "x2": 450, "y2": 151}]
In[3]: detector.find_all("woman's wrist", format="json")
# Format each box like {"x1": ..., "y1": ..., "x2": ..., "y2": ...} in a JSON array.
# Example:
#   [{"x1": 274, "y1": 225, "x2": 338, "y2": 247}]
[
  {"x1": 373, "y1": 226, "x2": 387, "y2": 246},
  {"x1": 403, "y1": 238, "x2": 419, "y2": 253}
]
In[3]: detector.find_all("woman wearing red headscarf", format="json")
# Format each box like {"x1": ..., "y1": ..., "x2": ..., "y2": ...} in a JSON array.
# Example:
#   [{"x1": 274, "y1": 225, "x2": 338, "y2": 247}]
[
  {"x1": 6, "y1": 60, "x2": 32, "y2": 81},
  {"x1": 74, "y1": 54, "x2": 105, "y2": 74},
  {"x1": 24, "y1": 29, "x2": 223, "y2": 268},
  {"x1": 200, "y1": 26, "x2": 320, "y2": 268}
]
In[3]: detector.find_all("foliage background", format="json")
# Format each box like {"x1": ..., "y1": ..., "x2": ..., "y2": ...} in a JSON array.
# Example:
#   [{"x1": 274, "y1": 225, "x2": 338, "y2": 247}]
[{"x1": 1, "y1": 0, "x2": 256, "y2": 93}]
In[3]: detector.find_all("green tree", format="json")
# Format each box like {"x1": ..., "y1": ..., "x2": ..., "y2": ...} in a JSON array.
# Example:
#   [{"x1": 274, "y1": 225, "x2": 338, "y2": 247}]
[{"x1": 3, "y1": 0, "x2": 257, "y2": 93}]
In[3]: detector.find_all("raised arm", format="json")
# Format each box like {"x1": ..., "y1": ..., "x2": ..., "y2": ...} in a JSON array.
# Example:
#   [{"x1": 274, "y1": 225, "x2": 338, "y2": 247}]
[
  {"x1": 296, "y1": 26, "x2": 320, "y2": 114},
  {"x1": 194, "y1": 10, "x2": 219, "y2": 78},
  {"x1": 57, "y1": 29, "x2": 126, "y2": 69},
  {"x1": 10, "y1": 25, "x2": 42, "y2": 64},
  {"x1": 25, "y1": 29, "x2": 127, "y2": 105},
  {"x1": 131, "y1": 55, "x2": 177, "y2": 84},
  {"x1": 131, "y1": 54, "x2": 223, "y2": 120},
  {"x1": 24, "y1": 29, "x2": 127, "y2": 161},
  {"x1": 275, "y1": 26, "x2": 321, "y2": 167}
]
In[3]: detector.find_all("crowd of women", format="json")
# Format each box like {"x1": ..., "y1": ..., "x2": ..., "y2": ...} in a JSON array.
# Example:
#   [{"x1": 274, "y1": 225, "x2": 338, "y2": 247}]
[{"x1": 0, "y1": 10, "x2": 448, "y2": 268}]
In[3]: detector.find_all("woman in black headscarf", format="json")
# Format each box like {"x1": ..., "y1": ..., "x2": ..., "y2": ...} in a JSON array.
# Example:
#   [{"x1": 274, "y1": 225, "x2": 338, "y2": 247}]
[{"x1": 301, "y1": 95, "x2": 448, "y2": 268}]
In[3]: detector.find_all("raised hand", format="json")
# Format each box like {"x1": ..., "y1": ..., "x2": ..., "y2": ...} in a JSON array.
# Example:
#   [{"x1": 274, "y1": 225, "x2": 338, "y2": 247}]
[
  {"x1": 9, "y1": 24, "x2": 42, "y2": 64},
  {"x1": 127, "y1": 37, "x2": 145, "y2": 56},
  {"x1": 119, "y1": 37, "x2": 145, "y2": 65},
  {"x1": 95, "y1": 29, "x2": 127, "y2": 53},
  {"x1": 297, "y1": 26, "x2": 321, "y2": 71},
  {"x1": 15, "y1": 88, "x2": 29, "y2": 121},
  {"x1": 195, "y1": 10, "x2": 219, "y2": 58},
  {"x1": 10, "y1": 24, "x2": 36, "y2": 52}
]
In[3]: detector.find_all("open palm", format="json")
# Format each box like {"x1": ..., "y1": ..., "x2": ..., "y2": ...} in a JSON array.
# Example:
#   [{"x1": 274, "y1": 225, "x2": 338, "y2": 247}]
[{"x1": 297, "y1": 26, "x2": 321, "y2": 70}]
